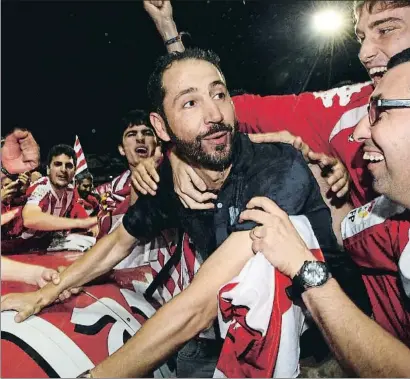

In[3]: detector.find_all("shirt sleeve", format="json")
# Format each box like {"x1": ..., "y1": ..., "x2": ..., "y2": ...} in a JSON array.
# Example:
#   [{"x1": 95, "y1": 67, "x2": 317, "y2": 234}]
[
  {"x1": 231, "y1": 144, "x2": 322, "y2": 233},
  {"x1": 233, "y1": 93, "x2": 331, "y2": 154},
  {"x1": 233, "y1": 83, "x2": 373, "y2": 156}
]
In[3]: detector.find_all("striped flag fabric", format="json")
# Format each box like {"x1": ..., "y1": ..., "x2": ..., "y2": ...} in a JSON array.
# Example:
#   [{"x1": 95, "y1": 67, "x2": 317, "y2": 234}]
[
  {"x1": 215, "y1": 215, "x2": 326, "y2": 378},
  {"x1": 74, "y1": 135, "x2": 88, "y2": 176}
]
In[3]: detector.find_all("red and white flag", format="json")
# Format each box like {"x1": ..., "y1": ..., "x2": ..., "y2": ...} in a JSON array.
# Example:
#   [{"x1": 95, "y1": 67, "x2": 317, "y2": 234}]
[
  {"x1": 215, "y1": 215, "x2": 326, "y2": 378},
  {"x1": 74, "y1": 135, "x2": 88, "y2": 176}
]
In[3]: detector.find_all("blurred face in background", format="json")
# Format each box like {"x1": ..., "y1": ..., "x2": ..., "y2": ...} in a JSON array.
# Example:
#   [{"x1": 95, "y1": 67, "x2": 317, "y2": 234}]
[{"x1": 77, "y1": 178, "x2": 93, "y2": 199}]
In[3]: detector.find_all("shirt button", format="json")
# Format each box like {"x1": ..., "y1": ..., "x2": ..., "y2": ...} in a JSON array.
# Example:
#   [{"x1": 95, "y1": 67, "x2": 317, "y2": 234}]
[{"x1": 217, "y1": 202, "x2": 223, "y2": 209}]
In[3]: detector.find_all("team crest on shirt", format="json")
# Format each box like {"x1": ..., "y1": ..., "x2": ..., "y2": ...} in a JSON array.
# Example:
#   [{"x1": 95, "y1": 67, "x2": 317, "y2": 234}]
[
  {"x1": 347, "y1": 201, "x2": 375, "y2": 223},
  {"x1": 342, "y1": 196, "x2": 407, "y2": 240}
]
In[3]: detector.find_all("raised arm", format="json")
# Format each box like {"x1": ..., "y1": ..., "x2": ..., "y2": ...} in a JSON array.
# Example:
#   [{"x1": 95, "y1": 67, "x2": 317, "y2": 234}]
[
  {"x1": 144, "y1": 0, "x2": 185, "y2": 53},
  {"x1": 1, "y1": 223, "x2": 137, "y2": 322},
  {"x1": 22, "y1": 203, "x2": 97, "y2": 231},
  {"x1": 89, "y1": 230, "x2": 253, "y2": 378}
]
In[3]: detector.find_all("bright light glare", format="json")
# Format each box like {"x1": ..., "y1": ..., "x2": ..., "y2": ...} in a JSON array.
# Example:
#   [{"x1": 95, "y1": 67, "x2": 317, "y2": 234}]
[{"x1": 313, "y1": 9, "x2": 344, "y2": 34}]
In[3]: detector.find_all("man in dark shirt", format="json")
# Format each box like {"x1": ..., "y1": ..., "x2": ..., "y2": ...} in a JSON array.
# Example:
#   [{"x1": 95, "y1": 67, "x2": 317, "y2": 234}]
[{"x1": 1, "y1": 48, "x2": 369, "y2": 378}]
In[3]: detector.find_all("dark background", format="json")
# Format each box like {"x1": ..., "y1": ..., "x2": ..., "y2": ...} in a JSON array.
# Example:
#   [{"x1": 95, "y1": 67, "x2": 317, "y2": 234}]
[{"x1": 2, "y1": 0, "x2": 369, "y2": 161}]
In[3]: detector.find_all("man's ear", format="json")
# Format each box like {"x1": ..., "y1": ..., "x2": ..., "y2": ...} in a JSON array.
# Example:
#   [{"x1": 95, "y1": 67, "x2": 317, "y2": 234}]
[
  {"x1": 150, "y1": 112, "x2": 171, "y2": 142},
  {"x1": 118, "y1": 144, "x2": 125, "y2": 157}
]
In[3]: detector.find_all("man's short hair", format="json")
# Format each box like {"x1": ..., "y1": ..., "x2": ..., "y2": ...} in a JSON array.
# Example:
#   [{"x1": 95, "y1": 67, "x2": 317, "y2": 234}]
[
  {"x1": 147, "y1": 48, "x2": 224, "y2": 117},
  {"x1": 47, "y1": 144, "x2": 77, "y2": 167},
  {"x1": 353, "y1": 1, "x2": 410, "y2": 22},
  {"x1": 76, "y1": 170, "x2": 93, "y2": 183},
  {"x1": 119, "y1": 109, "x2": 152, "y2": 145},
  {"x1": 387, "y1": 47, "x2": 410, "y2": 70}
]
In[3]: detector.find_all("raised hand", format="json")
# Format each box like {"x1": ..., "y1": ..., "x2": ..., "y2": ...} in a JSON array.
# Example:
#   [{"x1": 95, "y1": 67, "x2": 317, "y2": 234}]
[
  {"x1": 131, "y1": 146, "x2": 162, "y2": 196},
  {"x1": 2, "y1": 129, "x2": 40, "y2": 174}
]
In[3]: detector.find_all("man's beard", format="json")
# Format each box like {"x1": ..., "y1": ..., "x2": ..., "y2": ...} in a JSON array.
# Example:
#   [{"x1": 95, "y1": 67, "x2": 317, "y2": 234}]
[
  {"x1": 165, "y1": 121, "x2": 237, "y2": 171},
  {"x1": 78, "y1": 190, "x2": 89, "y2": 199}
]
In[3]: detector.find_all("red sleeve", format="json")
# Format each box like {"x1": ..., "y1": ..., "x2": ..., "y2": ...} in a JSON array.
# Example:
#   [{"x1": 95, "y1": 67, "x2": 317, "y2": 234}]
[
  {"x1": 233, "y1": 82, "x2": 373, "y2": 155},
  {"x1": 392, "y1": 215, "x2": 410, "y2": 261},
  {"x1": 70, "y1": 203, "x2": 89, "y2": 219}
]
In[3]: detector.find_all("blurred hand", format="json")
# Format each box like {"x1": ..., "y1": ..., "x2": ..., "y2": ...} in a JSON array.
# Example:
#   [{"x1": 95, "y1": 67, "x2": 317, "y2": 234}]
[
  {"x1": 18, "y1": 172, "x2": 30, "y2": 187},
  {"x1": 170, "y1": 149, "x2": 217, "y2": 210},
  {"x1": 1, "y1": 180, "x2": 20, "y2": 202},
  {"x1": 2, "y1": 129, "x2": 40, "y2": 174},
  {"x1": 248, "y1": 131, "x2": 312, "y2": 162},
  {"x1": 131, "y1": 146, "x2": 162, "y2": 196},
  {"x1": 239, "y1": 196, "x2": 315, "y2": 278},
  {"x1": 28, "y1": 266, "x2": 60, "y2": 288},
  {"x1": 307, "y1": 151, "x2": 350, "y2": 198}
]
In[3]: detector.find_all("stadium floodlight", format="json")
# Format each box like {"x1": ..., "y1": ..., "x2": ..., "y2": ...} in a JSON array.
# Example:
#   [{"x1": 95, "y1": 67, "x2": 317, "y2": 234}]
[{"x1": 313, "y1": 9, "x2": 344, "y2": 34}]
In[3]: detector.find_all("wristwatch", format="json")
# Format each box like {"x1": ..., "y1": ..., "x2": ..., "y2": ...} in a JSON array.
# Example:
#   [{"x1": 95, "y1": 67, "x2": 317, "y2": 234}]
[{"x1": 287, "y1": 260, "x2": 332, "y2": 301}]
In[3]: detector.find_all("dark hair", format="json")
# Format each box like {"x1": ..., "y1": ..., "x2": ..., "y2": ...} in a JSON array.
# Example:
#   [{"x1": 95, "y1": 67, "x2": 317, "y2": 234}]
[
  {"x1": 76, "y1": 170, "x2": 93, "y2": 183},
  {"x1": 353, "y1": 1, "x2": 410, "y2": 21},
  {"x1": 147, "y1": 48, "x2": 224, "y2": 117},
  {"x1": 47, "y1": 144, "x2": 77, "y2": 167},
  {"x1": 387, "y1": 48, "x2": 410, "y2": 70},
  {"x1": 119, "y1": 109, "x2": 152, "y2": 145}
]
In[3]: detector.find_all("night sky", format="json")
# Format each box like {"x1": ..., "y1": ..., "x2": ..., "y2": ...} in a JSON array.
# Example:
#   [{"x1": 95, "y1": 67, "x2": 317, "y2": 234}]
[{"x1": 2, "y1": 0, "x2": 369, "y2": 160}]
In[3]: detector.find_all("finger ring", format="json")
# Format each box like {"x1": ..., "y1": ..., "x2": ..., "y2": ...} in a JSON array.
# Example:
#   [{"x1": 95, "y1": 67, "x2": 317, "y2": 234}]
[{"x1": 348, "y1": 133, "x2": 355, "y2": 142}]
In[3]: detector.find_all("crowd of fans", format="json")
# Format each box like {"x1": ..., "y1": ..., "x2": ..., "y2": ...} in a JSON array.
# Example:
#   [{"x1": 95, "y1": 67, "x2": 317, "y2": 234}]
[
  {"x1": 1, "y1": 0, "x2": 410, "y2": 378},
  {"x1": 1, "y1": 109, "x2": 161, "y2": 247}
]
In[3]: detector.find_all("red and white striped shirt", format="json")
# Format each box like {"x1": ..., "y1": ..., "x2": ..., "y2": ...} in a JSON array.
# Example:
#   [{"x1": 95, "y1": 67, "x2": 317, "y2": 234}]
[
  {"x1": 21, "y1": 177, "x2": 83, "y2": 240},
  {"x1": 96, "y1": 170, "x2": 131, "y2": 208},
  {"x1": 342, "y1": 196, "x2": 410, "y2": 346}
]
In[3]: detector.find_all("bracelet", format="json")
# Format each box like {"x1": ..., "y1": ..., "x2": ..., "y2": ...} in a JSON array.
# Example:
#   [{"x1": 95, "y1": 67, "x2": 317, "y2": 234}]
[
  {"x1": 165, "y1": 34, "x2": 181, "y2": 46},
  {"x1": 164, "y1": 31, "x2": 190, "y2": 46}
]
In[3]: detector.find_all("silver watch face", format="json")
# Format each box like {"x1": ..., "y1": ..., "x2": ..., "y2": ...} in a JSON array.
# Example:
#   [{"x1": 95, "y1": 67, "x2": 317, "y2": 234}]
[{"x1": 301, "y1": 261, "x2": 329, "y2": 287}]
